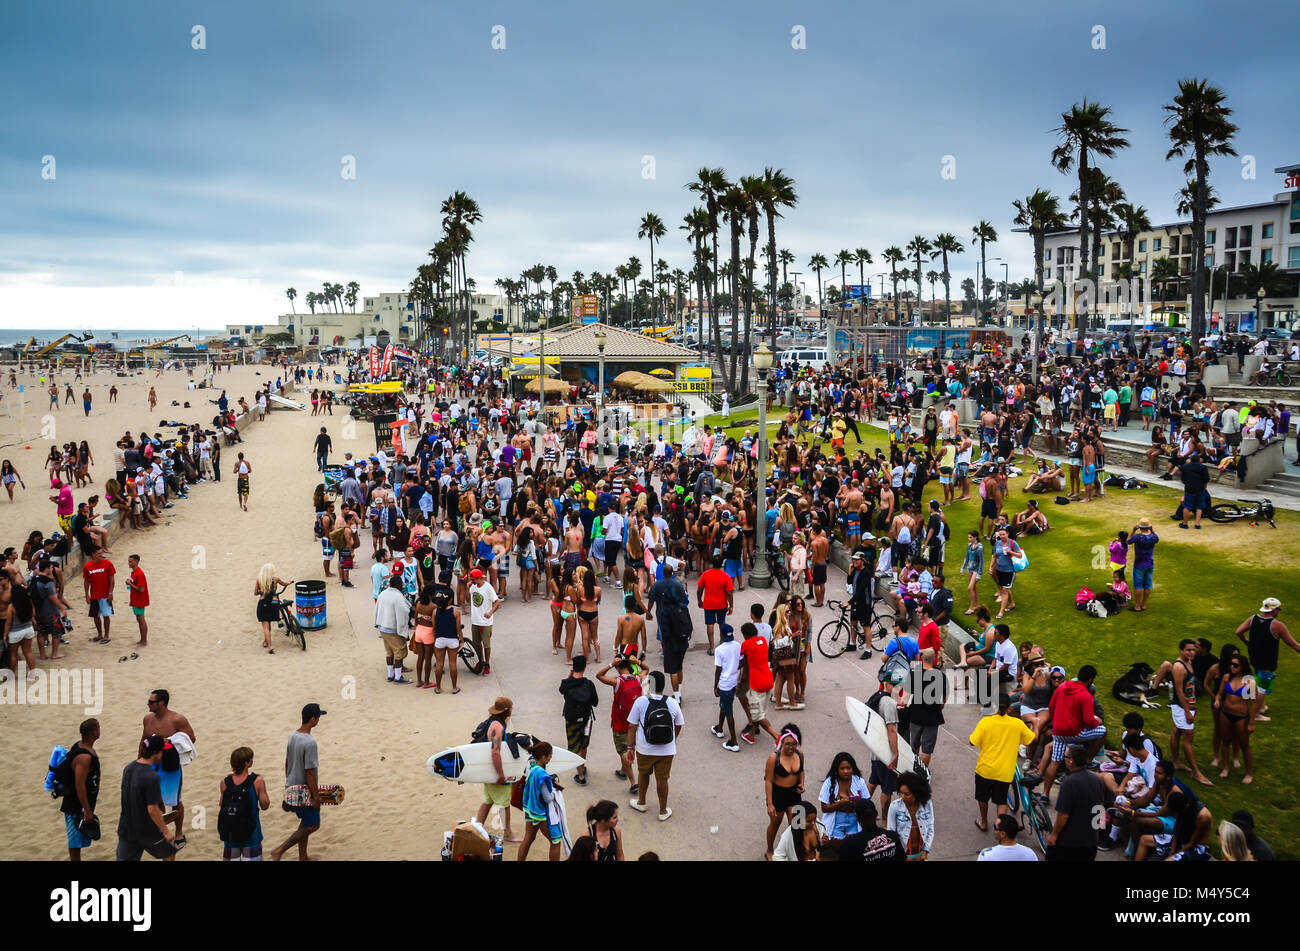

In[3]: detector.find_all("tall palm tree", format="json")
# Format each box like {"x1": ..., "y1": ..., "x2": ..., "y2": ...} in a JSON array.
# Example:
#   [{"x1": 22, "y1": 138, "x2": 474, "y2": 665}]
[
  {"x1": 305, "y1": 291, "x2": 317, "y2": 315},
  {"x1": 1149, "y1": 256, "x2": 1181, "y2": 317},
  {"x1": 440, "y1": 191, "x2": 482, "y2": 357},
  {"x1": 931, "y1": 233, "x2": 963, "y2": 323},
  {"x1": 882, "y1": 246, "x2": 904, "y2": 323},
  {"x1": 969, "y1": 222, "x2": 998, "y2": 318},
  {"x1": 834, "y1": 250, "x2": 854, "y2": 326},
  {"x1": 853, "y1": 248, "x2": 872, "y2": 325},
  {"x1": 1051, "y1": 100, "x2": 1130, "y2": 341},
  {"x1": 638, "y1": 212, "x2": 667, "y2": 325},
  {"x1": 1012, "y1": 188, "x2": 1067, "y2": 373},
  {"x1": 906, "y1": 236, "x2": 932, "y2": 323},
  {"x1": 345, "y1": 281, "x2": 360, "y2": 312},
  {"x1": 285, "y1": 287, "x2": 297, "y2": 313},
  {"x1": 1164, "y1": 78, "x2": 1238, "y2": 341},
  {"x1": 681, "y1": 207, "x2": 712, "y2": 349},
  {"x1": 1238, "y1": 261, "x2": 1290, "y2": 324},
  {"x1": 686, "y1": 168, "x2": 730, "y2": 370},
  {"x1": 721, "y1": 184, "x2": 755, "y2": 390},
  {"x1": 925, "y1": 269, "x2": 940, "y2": 321},
  {"x1": 738, "y1": 175, "x2": 769, "y2": 390},
  {"x1": 625, "y1": 257, "x2": 642, "y2": 326},
  {"x1": 758, "y1": 167, "x2": 797, "y2": 347},
  {"x1": 807, "y1": 253, "x2": 830, "y2": 328}
]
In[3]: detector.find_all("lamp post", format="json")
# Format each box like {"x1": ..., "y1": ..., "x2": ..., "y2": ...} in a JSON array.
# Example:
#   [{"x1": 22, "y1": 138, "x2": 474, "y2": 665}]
[
  {"x1": 595, "y1": 328, "x2": 607, "y2": 467},
  {"x1": 1257, "y1": 286, "x2": 1267, "y2": 332},
  {"x1": 750, "y1": 343, "x2": 775, "y2": 588}
]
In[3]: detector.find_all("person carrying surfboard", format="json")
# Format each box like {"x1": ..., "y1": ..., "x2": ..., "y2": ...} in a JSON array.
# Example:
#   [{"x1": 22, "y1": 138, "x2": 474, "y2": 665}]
[{"x1": 472, "y1": 698, "x2": 522, "y2": 843}]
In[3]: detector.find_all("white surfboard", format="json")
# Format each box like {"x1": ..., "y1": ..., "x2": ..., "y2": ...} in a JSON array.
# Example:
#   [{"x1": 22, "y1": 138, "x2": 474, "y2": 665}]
[
  {"x1": 268, "y1": 393, "x2": 307, "y2": 411},
  {"x1": 427, "y1": 742, "x2": 585, "y2": 785},
  {"x1": 845, "y1": 695, "x2": 916, "y2": 774}
]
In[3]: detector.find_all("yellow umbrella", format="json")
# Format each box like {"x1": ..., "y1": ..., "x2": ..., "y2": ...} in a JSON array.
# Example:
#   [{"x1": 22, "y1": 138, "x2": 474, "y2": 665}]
[{"x1": 648, "y1": 367, "x2": 674, "y2": 377}]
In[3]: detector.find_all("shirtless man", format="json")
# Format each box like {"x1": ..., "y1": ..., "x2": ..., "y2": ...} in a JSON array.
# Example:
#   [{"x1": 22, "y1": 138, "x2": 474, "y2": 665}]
[
  {"x1": 141, "y1": 689, "x2": 196, "y2": 846},
  {"x1": 614, "y1": 600, "x2": 648, "y2": 660},
  {"x1": 876, "y1": 481, "x2": 895, "y2": 536},
  {"x1": 318, "y1": 505, "x2": 336, "y2": 577},
  {"x1": 563, "y1": 513, "x2": 586, "y2": 573},
  {"x1": 977, "y1": 470, "x2": 1005, "y2": 539},
  {"x1": 809, "y1": 525, "x2": 830, "y2": 607}
]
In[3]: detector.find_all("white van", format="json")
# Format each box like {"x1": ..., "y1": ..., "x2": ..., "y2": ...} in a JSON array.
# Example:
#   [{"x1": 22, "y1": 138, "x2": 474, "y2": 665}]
[{"x1": 786, "y1": 347, "x2": 828, "y2": 370}]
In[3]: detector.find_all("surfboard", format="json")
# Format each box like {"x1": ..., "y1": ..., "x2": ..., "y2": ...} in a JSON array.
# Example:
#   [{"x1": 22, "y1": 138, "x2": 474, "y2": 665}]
[
  {"x1": 426, "y1": 742, "x2": 585, "y2": 785},
  {"x1": 845, "y1": 695, "x2": 916, "y2": 774},
  {"x1": 268, "y1": 393, "x2": 307, "y2": 411}
]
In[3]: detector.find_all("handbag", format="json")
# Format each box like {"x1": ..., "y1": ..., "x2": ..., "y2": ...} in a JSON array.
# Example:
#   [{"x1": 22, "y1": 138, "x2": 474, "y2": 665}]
[{"x1": 1010, "y1": 549, "x2": 1029, "y2": 573}]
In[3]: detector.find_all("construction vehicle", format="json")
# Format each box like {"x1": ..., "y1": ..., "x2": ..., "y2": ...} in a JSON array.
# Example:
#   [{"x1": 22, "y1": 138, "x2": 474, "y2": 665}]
[
  {"x1": 19, "y1": 336, "x2": 37, "y2": 356},
  {"x1": 34, "y1": 332, "x2": 94, "y2": 357},
  {"x1": 139, "y1": 334, "x2": 192, "y2": 350}
]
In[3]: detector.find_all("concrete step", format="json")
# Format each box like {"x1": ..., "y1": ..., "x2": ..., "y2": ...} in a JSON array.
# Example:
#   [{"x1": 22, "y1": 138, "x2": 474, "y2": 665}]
[
  {"x1": 1258, "y1": 472, "x2": 1300, "y2": 491},
  {"x1": 1212, "y1": 383, "x2": 1300, "y2": 403}
]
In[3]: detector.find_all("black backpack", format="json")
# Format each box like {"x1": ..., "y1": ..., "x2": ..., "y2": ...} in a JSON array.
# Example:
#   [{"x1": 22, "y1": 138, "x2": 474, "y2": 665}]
[
  {"x1": 642, "y1": 696, "x2": 676, "y2": 746},
  {"x1": 470, "y1": 716, "x2": 504, "y2": 744},
  {"x1": 217, "y1": 773, "x2": 257, "y2": 843}
]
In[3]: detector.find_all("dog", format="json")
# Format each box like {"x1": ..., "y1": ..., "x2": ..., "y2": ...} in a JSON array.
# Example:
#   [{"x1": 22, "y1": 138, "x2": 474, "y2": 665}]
[{"x1": 1112, "y1": 661, "x2": 1162, "y2": 708}]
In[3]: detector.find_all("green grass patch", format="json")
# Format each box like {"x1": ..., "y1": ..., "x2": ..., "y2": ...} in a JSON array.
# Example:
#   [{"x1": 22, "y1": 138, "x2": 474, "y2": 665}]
[{"x1": 712, "y1": 416, "x2": 1300, "y2": 858}]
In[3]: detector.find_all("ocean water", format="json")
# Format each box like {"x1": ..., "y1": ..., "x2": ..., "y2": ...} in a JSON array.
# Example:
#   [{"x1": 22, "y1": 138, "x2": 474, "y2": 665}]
[{"x1": 0, "y1": 328, "x2": 224, "y2": 347}]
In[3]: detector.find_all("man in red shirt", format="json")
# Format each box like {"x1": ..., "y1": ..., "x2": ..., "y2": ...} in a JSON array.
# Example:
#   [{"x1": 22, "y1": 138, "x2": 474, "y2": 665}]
[
  {"x1": 738, "y1": 622, "x2": 780, "y2": 745},
  {"x1": 126, "y1": 554, "x2": 149, "y2": 647},
  {"x1": 83, "y1": 553, "x2": 116, "y2": 644},
  {"x1": 696, "y1": 555, "x2": 734, "y2": 655},
  {"x1": 915, "y1": 603, "x2": 943, "y2": 666},
  {"x1": 1038, "y1": 664, "x2": 1107, "y2": 798}
]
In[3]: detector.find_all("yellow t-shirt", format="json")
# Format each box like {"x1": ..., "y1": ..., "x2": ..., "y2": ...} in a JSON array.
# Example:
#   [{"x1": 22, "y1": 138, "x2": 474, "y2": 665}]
[
  {"x1": 941, "y1": 445, "x2": 956, "y2": 469},
  {"x1": 968, "y1": 713, "x2": 1036, "y2": 782}
]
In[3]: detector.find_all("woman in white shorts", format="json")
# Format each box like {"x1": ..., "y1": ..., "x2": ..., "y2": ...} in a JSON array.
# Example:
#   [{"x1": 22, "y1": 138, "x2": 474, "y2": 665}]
[
  {"x1": 4, "y1": 577, "x2": 38, "y2": 680},
  {"x1": 431, "y1": 589, "x2": 463, "y2": 693}
]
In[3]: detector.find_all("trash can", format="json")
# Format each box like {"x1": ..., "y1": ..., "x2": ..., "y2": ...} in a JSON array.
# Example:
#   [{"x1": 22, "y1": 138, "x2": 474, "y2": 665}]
[{"x1": 296, "y1": 580, "x2": 327, "y2": 630}]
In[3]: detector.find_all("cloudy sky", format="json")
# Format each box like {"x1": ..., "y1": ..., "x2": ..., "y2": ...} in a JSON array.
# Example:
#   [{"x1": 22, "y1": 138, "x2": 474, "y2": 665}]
[{"x1": 2, "y1": 0, "x2": 1296, "y2": 329}]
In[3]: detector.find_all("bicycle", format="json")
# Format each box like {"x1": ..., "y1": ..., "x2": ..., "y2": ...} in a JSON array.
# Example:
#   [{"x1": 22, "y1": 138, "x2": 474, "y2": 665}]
[
  {"x1": 1251, "y1": 367, "x2": 1293, "y2": 387},
  {"x1": 272, "y1": 581, "x2": 306, "y2": 651},
  {"x1": 1005, "y1": 764, "x2": 1050, "y2": 853},
  {"x1": 1207, "y1": 498, "x2": 1276, "y2": 528},
  {"x1": 765, "y1": 547, "x2": 790, "y2": 591},
  {"x1": 816, "y1": 598, "x2": 890, "y2": 659}
]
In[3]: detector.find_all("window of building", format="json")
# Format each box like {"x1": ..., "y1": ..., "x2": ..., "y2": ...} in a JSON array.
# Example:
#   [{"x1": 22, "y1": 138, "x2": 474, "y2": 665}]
[
  {"x1": 1045, "y1": 248, "x2": 1053, "y2": 263},
  {"x1": 1152, "y1": 238, "x2": 1161, "y2": 251},
  {"x1": 1290, "y1": 247, "x2": 1300, "y2": 269},
  {"x1": 1224, "y1": 227, "x2": 1237, "y2": 249},
  {"x1": 385, "y1": 296, "x2": 391, "y2": 303},
  {"x1": 1206, "y1": 229, "x2": 1216, "y2": 245},
  {"x1": 1262, "y1": 248, "x2": 1273, "y2": 264},
  {"x1": 1112, "y1": 242, "x2": 1122, "y2": 259},
  {"x1": 1138, "y1": 239, "x2": 1147, "y2": 253},
  {"x1": 1204, "y1": 253, "x2": 1214, "y2": 269},
  {"x1": 1239, "y1": 225, "x2": 1252, "y2": 246},
  {"x1": 1056, "y1": 267, "x2": 1065, "y2": 282},
  {"x1": 1097, "y1": 244, "x2": 1104, "y2": 258},
  {"x1": 1239, "y1": 250, "x2": 1251, "y2": 266},
  {"x1": 1225, "y1": 252, "x2": 1235, "y2": 271},
  {"x1": 1138, "y1": 261, "x2": 1146, "y2": 274},
  {"x1": 1262, "y1": 223, "x2": 1274, "y2": 240}
]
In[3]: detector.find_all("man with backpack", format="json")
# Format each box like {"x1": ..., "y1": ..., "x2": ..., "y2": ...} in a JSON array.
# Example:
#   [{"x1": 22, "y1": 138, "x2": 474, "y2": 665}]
[
  {"x1": 559, "y1": 656, "x2": 599, "y2": 786},
  {"x1": 864, "y1": 672, "x2": 903, "y2": 815},
  {"x1": 627, "y1": 670, "x2": 683, "y2": 821},
  {"x1": 218, "y1": 746, "x2": 271, "y2": 861},
  {"x1": 596, "y1": 656, "x2": 643, "y2": 789},
  {"x1": 646, "y1": 563, "x2": 690, "y2": 700},
  {"x1": 54, "y1": 718, "x2": 101, "y2": 861}
]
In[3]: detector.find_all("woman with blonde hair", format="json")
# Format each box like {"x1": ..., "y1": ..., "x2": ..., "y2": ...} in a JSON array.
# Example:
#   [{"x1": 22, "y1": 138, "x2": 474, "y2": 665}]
[
  {"x1": 253, "y1": 563, "x2": 291, "y2": 653},
  {"x1": 574, "y1": 563, "x2": 601, "y2": 661},
  {"x1": 789, "y1": 532, "x2": 809, "y2": 600},
  {"x1": 770, "y1": 600, "x2": 808, "y2": 711},
  {"x1": 1218, "y1": 821, "x2": 1254, "y2": 861}
]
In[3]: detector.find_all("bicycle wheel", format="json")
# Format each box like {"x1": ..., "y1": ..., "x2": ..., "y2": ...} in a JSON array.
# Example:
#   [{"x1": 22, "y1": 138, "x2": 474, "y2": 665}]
[
  {"x1": 817, "y1": 617, "x2": 851, "y2": 658},
  {"x1": 1028, "y1": 794, "x2": 1051, "y2": 853},
  {"x1": 1208, "y1": 502, "x2": 1242, "y2": 523},
  {"x1": 282, "y1": 606, "x2": 306, "y2": 651},
  {"x1": 774, "y1": 560, "x2": 789, "y2": 592},
  {"x1": 1005, "y1": 780, "x2": 1022, "y2": 815},
  {"x1": 1279, "y1": 371, "x2": 1293, "y2": 387}
]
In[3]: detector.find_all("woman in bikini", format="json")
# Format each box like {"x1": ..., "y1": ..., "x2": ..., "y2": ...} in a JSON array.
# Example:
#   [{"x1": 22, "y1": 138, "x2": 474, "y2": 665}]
[
  {"x1": 763, "y1": 724, "x2": 806, "y2": 861},
  {"x1": 546, "y1": 561, "x2": 565, "y2": 655},
  {"x1": 411, "y1": 586, "x2": 436, "y2": 688},
  {"x1": 1213, "y1": 654, "x2": 1256, "y2": 784},
  {"x1": 1204, "y1": 643, "x2": 1240, "y2": 772},
  {"x1": 574, "y1": 564, "x2": 601, "y2": 662},
  {"x1": 560, "y1": 565, "x2": 579, "y2": 662},
  {"x1": 956, "y1": 606, "x2": 997, "y2": 669}
]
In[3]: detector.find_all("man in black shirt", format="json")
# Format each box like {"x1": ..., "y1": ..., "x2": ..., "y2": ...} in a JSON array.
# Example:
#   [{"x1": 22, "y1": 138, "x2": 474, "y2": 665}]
[
  {"x1": 115, "y1": 735, "x2": 179, "y2": 861},
  {"x1": 830, "y1": 799, "x2": 905, "y2": 862},
  {"x1": 1046, "y1": 744, "x2": 1107, "y2": 861},
  {"x1": 1177, "y1": 455, "x2": 1210, "y2": 530},
  {"x1": 313, "y1": 426, "x2": 332, "y2": 472}
]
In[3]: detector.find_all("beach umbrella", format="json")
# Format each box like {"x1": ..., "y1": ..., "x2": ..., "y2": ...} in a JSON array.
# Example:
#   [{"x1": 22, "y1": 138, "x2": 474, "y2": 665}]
[
  {"x1": 648, "y1": 368, "x2": 674, "y2": 377},
  {"x1": 524, "y1": 376, "x2": 565, "y2": 395}
]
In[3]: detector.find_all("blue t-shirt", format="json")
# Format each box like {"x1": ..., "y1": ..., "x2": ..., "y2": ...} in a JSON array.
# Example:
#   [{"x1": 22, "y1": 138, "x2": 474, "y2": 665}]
[{"x1": 883, "y1": 635, "x2": 920, "y2": 660}]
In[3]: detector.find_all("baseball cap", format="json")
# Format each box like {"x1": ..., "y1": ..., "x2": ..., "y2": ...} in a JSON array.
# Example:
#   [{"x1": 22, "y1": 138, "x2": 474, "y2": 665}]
[
  {"x1": 851, "y1": 548, "x2": 867, "y2": 561},
  {"x1": 142, "y1": 734, "x2": 166, "y2": 755},
  {"x1": 302, "y1": 702, "x2": 327, "y2": 722},
  {"x1": 470, "y1": 568, "x2": 484, "y2": 580},
  {"x1": 1049, "y1": 665, "x2": 1067, "y2": 677},
  {"x1": 1260, "y1": 597, "x2": 1281, "y2": 613},
  {"x1": 719, "y1": 622, "x2": 735, "y2": 642},
  {"x1": 1229, "y1": 810, "x2": 1255, "y2": 830}
]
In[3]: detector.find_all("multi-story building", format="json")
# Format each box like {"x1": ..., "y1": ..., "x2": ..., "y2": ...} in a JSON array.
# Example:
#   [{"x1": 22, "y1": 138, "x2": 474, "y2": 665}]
[{"x1": 1037, "y1": 167, "x2": 1300, "y2": 332}]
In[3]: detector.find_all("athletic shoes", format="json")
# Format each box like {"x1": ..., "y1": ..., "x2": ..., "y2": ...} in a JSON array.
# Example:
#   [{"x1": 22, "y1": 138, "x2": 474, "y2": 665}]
[
  {"x1": 629, "y1": 799, "x2": 648, "y2": 812},
  {"x1": 722, "y1": 741, "x2": 740, "y2": 752},
  {"x1": 740, "y1": 730, "x2": 757, "y2": 745},
  {"x1": 710, "y1": 725, "x2": 725, "y2": 738},
  {"x1": 860, "y1": 649, "x2": 873, "y2": 660},
  {"x1": 392, "y1": 675, "x2": 412, "y2": 684}
]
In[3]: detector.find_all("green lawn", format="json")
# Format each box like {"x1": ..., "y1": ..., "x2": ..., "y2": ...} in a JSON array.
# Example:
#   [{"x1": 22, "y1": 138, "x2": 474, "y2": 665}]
[{"x1": 712, "y1": 415, "x2": 1300, "y2": 858}]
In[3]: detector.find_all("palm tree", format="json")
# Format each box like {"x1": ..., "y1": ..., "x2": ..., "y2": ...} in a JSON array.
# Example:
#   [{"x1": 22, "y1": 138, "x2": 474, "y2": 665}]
[
  {"x1": 1238, "y1": 261, "x2": 1290, "y2": 326},
  {"x1": 681, "y1": 208, "x2": 711, "y2": 348},
  {"x1": 906, "y1": 236, "x2": 932, "y2": 323},
  {"x1": 625, "y1": 257, "x2": 642, "y2": 326},
  {"x1": 1051, "y1": 100, "x2": 1130, "y2": 340},
  {"x1": 345, "y1": 281, "x2": 360, "y2": 312},
  {"x1": 686, "y1": 167, "x2": 730, "y2": 371},
  {"x1": 931, "y1": 233, "x2": 963, "y2": 323},
  {"x1": 757, "y1": 168, "x2": 797, "y2": 347},
  {"x1": 853, "y1": 248, "x2": 872, "y2": 325},
  {"x1": 638, "y1": 213, "x2": 667, "y2": 325},
  {"x1": 808, "y1": 253, "x2": 830, "y2": 327},
  {"x1": 285, "y1": 287, "x2": 297, "y2": 313},
  {"x1": 882, "y1": 246, "x2": 904, "y2": 323},
  {"x1": 969, "y1": 222, "x2": 998, "y2": 318},
  {"x1": 834, "y1": 250, "x2": 854, "y2": 327},
  {"x1": 305, "y1": 291, "x2": 317, "y2": 315},
  {"x1": 1164, "y1": 79, "x2": 1238, "y2": 341},
  {"x1": 925, "y1": 269, "x2": 940, "y2": 321},
  {"x1": 1149, "y1": 256, "x2": 1182, "y2": 319},
  {"x1": 737, "y1": 175, "x2": 769, "y2": 390},
  {"x1": 440, "y1": 190, "x2": 482, "y2": 357},
  {"x1": 1012, "y1": 188, "x2": 1068, "y2": 372},
  {"x1": 721, "y1": 183, "x2": 755, "y2": 390}
]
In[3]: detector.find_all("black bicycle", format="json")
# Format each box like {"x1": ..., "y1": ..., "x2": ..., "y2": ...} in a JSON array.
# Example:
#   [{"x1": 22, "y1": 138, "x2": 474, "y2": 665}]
[
  {"x1": 817, "y1": 598, "x2": 890, "y2": 659},
  {"x1": 765, "y1": 547, "x2": 790, "y2": 591},
  {"x1": 1207, "y1": 498, "x2": 1276, "y2": 527},
  {"x1": 272, "y1": 581, "x2": 306, "y2": 651}
]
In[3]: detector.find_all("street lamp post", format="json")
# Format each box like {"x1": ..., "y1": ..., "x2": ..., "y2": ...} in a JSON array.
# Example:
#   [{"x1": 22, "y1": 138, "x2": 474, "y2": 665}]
[
  {"x1": 1000, "y1": 262, "x2": 1010, "y2": 328},
  {"x1": 1257, "y1": 286, "x2": 1267, "y2": 332},
  {"x1": 750, "y1": 343, "x2": 775, "y2": 588},
  {"x1": 595, "y1": 329, "x2": 607, "y2": 467}
]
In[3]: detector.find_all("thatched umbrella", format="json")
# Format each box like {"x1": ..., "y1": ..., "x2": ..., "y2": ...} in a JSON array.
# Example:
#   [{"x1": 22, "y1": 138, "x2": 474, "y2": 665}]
[
  {"x1": 524, "y1": 376, "x2": 566, "y2": 395},
  {"x1": 613, "y1": 369, "x2": 674, "y2": 393}
]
